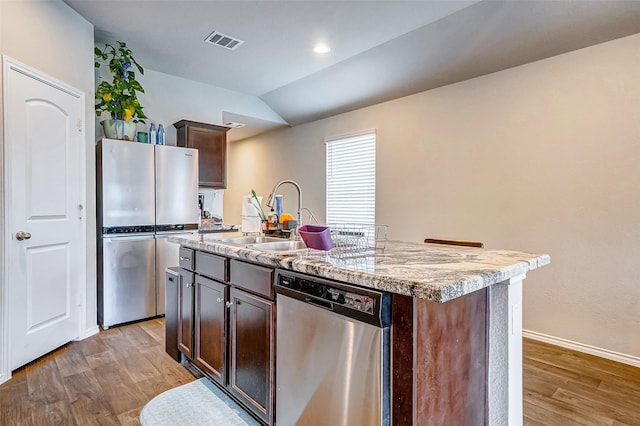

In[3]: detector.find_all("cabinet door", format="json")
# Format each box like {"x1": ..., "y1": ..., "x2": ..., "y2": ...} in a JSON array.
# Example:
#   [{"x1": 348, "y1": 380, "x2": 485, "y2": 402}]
[
  {"x1": 177, "y1": 269, "x2": 195, "y2": 358},
  {"x1": 194, "y1": 275, "x2": 227, "y2": 385},
  {"x1": 229, "y1": 288, "x2": 275, "y2": 425},
  {"x1": 188, "y1": 126, "x2": 226, "y2": 188},
  {"x1": 175, "y1": 120, "x2": 229, "y2": 189}
]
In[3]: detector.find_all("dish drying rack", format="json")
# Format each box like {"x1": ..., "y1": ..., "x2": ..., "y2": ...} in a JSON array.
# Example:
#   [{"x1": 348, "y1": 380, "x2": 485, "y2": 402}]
[{"x1": 328, "y1": 223, "x2": 388, "y2": 257}]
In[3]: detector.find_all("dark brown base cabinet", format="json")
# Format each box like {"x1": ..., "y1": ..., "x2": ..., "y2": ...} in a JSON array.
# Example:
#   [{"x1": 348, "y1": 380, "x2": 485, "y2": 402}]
[
  {"x1": 177, "y1": 269, "x2": 194, "y2": 359},
  {"x1": 175, "y1": 247, "x2": 275, "y2": 425},
  {"x1": 228, "y1": 288, "x2": 275, "y2": 425},
  {"x1": 173, "y1": 245, "x2": 492, "y2": 426},
  {"x1": 194, "y1": 275, "x2": 227, "y2": 385}
]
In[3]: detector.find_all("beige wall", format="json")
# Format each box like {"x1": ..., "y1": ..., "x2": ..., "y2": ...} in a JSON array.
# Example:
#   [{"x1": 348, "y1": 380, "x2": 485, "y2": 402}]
[
  {"x1": 227, "y1": 33, "x2": 640, "y2": 359},
  {"x1": 0, "y1": 0, "x2": 97, "y2": 344},
  {"x1": 95, "y1": 66, "x2": 286, "y2": 146}
]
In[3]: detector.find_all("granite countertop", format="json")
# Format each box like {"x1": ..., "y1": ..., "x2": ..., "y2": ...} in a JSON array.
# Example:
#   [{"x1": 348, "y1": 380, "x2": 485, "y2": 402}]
[{"x1": 171, "y1": 233, "x2": 550, "y2": 303}]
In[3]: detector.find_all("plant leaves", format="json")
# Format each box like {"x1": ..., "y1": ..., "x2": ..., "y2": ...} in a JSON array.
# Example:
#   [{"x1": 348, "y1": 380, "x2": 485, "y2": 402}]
[{"x1": 94, "y1": 40, "x2": 146, "y2": 122}]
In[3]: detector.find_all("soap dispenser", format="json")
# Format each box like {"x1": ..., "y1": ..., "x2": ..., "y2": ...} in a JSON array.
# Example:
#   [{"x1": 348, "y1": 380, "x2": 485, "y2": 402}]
[{"x1": 267, "y1": 208, "x2": 278, "y2": 231}]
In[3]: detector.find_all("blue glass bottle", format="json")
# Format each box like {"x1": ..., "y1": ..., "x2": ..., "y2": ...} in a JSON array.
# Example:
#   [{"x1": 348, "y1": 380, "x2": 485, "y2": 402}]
[
  {"x1": 149, "y1": 123, "x2": 157, "y2": 144},
  {"x1": 157, "y1": 124, "x2": 165, "y2": 145}
]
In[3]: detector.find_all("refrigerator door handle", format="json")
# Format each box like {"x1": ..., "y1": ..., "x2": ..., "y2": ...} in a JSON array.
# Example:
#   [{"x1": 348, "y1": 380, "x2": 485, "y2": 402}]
[{"x1": 155, "y1": 231, "x2": 197, "y2": 236}]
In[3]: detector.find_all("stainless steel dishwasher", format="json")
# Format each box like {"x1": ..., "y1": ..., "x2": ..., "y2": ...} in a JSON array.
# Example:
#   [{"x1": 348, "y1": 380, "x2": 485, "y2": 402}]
[{"x1": 275, "y1": 269, "x2": 391, "y2": 426}]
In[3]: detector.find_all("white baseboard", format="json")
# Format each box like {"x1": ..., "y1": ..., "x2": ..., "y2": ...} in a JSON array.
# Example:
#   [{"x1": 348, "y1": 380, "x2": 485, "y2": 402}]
[
  {"x1": 0, "y1": 372, "x2": 10, "y2": 386},
  {"x1": 80, "y1": 325, "x2": 100, "y2": 340},
  {"x1": 523, "y1": 329, "x2": 640, "y2": 368}
]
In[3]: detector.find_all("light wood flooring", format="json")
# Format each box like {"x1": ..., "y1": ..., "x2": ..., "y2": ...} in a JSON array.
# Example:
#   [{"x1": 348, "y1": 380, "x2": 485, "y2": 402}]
[
  {"x1": 523, "y1": 338, "x2": 640, "y2": 425},
  {"x1": 0, "y1": 318, "x2": 195, "y2": 425},
  {"x1": 1, "y1": 319, "x2": 639, "y2": 425}
]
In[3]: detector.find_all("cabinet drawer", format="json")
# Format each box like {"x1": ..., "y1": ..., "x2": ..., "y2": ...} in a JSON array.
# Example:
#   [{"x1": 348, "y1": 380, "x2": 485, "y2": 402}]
[
  {"x1": 179, "y1": 247, "x2": 195, "y2": 271},
  {"x1": 229, "y1": 260, "x2": 274, "y2": 299},
  {"x1": 196, "y1": 251, "x2": 228, "y2": 282}
]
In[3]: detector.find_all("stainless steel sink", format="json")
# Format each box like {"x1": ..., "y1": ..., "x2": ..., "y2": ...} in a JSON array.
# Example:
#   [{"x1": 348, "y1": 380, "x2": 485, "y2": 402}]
[
  {"x1": 219, "y1": 236, "x2": 284, "y2": 245},
  {"x1": 247, "y1": 240, "x2": 308, "y2": 252}
]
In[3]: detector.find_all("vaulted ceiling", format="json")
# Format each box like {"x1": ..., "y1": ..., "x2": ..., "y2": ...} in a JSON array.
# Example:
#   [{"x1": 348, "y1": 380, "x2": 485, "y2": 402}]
[{"x1": 65, "y1": 0, "x2": 640, "y2": 136}]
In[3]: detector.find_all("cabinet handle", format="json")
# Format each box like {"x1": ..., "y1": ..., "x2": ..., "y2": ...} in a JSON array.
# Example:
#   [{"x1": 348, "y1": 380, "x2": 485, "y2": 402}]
[
  {"x1": 225, "y1": 301, "x2": 233, "y2": 308},
  {"x1": 180, "y1": 256, "x2": 191, "y2": 261},
  {"x1": 216, "y1": 297, "x2": 223, "y2": 303}
]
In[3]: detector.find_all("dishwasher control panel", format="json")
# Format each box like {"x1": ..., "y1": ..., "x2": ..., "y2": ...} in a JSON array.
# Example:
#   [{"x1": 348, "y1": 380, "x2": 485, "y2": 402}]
[{"x1": 277, "y1": 273, "x2": 376, "y2": 315}]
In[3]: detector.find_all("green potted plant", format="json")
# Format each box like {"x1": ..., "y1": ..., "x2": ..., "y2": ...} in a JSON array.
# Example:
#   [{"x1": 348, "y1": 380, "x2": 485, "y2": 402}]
[{"x1": 95, "y1": 41, "x2": 147, "y2": 140}]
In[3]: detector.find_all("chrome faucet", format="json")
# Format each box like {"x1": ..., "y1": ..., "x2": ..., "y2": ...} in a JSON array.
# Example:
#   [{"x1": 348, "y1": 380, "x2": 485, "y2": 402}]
[{"x1": 266, "y1": 179, "x2": 303, "y2": 232}]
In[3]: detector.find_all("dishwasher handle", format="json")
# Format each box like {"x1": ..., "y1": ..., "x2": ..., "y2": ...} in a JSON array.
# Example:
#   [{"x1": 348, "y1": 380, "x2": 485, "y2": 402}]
[{"x1": 304, "y1": 296, "x2": 333, "y2": 311}]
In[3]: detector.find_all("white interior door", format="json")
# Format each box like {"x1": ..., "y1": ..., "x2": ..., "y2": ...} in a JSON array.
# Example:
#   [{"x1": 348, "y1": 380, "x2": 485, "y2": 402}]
[{"x1": 4, "y1": 59, "x2": 84, "y2": 370}]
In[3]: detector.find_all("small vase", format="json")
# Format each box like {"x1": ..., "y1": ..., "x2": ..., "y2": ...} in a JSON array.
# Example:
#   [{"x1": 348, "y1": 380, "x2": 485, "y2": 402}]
[{"x1": 101, "y1": 119, "x2": 137, "y2": 141}]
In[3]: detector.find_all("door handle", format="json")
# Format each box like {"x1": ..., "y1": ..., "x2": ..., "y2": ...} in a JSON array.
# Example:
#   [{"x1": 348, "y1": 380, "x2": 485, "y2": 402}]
[
  {"x1": 225, "y1": 301, "x2": 234, "y2": 308},
  {"x1": 16, "y1": 231, "x2": 31, "y2": 241}
]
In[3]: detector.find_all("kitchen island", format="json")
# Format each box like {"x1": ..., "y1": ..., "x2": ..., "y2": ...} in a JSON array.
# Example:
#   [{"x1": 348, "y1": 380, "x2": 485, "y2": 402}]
[{"x1": 171, "y1": 233, "x2": 549, "y2": 425}]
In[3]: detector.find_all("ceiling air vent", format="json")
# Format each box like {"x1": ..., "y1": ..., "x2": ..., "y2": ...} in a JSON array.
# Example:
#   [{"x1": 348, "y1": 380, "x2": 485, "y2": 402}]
[
  {"x1": 205, "y1": 30, "x2": 244, "y2": 51},
  {"x1": 223, "y1": 121, "x2": 246, "y2": 129}
]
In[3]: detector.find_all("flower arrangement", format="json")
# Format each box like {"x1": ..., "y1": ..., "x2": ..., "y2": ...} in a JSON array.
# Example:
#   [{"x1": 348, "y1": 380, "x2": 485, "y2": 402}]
[{"x1": 95, "y1": 41, "x2": 147, "y2": 139}]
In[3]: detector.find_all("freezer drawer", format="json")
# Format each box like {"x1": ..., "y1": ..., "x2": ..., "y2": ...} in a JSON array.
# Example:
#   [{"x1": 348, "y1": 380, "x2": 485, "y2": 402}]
[{"x1": 100, "y1": 235, "x2": 156, "y2": 328}]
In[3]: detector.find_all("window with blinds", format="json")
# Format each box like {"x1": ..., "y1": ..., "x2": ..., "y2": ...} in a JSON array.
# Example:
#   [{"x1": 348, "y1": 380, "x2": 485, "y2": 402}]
[{"x1": 325, "y1": 131, "x2": 376, "y2": 225}]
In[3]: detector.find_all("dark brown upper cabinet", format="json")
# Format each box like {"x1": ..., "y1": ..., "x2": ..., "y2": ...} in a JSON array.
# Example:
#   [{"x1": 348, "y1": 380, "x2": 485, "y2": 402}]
[{"x1": 174, "y1": 120, "x2": 230, "y2": 188}]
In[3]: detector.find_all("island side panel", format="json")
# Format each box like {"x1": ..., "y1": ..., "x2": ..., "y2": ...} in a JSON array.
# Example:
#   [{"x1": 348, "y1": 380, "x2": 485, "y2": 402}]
[
  {"x1": 487, "y1": 275, "x2": 525, "y2": 426},
  {"x1": 414, "y1": 288, "x2": 488, "y2": 425},
  {"x1": 392, "y1": 294, "x2": 415, "y2": 426}
]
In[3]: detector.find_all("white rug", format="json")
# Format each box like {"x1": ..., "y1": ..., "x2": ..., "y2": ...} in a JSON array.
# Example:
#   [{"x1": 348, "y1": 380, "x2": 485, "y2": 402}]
[{"x1": 140, "y1": 378, "x2": 260, "y2": 426}]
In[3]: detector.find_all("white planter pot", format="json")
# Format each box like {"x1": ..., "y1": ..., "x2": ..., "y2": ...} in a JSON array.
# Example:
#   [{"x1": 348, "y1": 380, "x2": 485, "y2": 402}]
[{"x1": 101, "y1": 119, "x2": 136, "y2": 141}]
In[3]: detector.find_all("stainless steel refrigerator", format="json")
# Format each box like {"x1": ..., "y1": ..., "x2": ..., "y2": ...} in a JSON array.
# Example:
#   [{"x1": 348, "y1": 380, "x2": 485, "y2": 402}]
[{"x1": 97, "y1": 139, "x2": 198, "y2": 329}]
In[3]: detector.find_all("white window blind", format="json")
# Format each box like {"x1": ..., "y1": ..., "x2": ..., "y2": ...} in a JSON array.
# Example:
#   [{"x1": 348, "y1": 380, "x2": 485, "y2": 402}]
[{"x1": 326, "y1": 131, "x2": 376, "y2": 225}]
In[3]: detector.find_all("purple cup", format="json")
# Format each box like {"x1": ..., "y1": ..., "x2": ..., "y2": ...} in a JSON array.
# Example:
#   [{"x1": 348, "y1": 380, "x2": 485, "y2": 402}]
[{"x1": 298, "y1": 225, "x2": 333, "y2": 250}]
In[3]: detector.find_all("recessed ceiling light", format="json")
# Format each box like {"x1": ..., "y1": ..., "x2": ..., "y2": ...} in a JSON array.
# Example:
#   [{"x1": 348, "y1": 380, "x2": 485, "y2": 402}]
[{"x1": 313, "y1": 43, "x2": 331, "y2": 54}]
